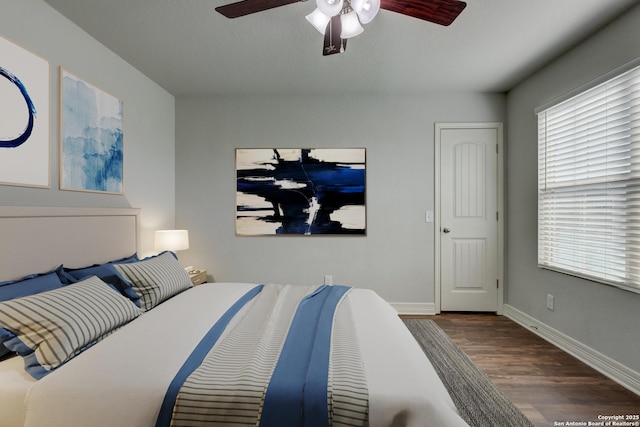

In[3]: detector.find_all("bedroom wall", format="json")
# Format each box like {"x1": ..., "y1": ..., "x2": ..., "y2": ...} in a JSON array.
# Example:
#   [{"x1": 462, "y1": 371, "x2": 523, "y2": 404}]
[
  {"x1": 175, "y1": 93, "x2": 505, "y2": 307},
  {"x1": 0, "y1": 0, "x2": 176, "y2": 259},
  {"x1": 506, "y1": 4, "x2": 640, "y2": 376}
]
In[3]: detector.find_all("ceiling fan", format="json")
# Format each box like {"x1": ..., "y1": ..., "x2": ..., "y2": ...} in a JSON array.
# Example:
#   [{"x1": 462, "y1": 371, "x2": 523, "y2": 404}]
[{"x1": 216, "y1": 0, "x2": 467, "y2": 56}]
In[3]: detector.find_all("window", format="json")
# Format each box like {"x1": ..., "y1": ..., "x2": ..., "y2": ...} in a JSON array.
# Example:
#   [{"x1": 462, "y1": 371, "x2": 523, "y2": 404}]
[{"x1": 537, "y1": 63, "x2": 640, "y2": 293}]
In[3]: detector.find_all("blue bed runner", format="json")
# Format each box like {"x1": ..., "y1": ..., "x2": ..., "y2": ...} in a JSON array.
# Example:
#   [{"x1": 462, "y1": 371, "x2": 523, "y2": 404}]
[
  {"x1": 155, "y1": 284, "x2": 352, "y2": 427},
  {"x1": 260, "y1": 285, "x2": 350, "y2": 427},
  {"x1": 155, "y1": 284, "x2": 264, "y2": 427}
]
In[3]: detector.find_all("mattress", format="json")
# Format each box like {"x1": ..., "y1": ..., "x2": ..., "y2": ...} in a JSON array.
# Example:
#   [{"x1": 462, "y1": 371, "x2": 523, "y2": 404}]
[
  {"x1": 0, "y1": 355, "x2": 33, "y2": 427},
  {"x1": 1, "y1": 283, "x2": 467, "y2": 427}
]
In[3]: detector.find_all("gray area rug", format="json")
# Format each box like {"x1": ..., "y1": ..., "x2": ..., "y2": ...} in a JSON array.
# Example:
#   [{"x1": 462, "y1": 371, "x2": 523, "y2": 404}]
[{"x1": 403, "y1": 318, "x2": 534, "y2": 427}]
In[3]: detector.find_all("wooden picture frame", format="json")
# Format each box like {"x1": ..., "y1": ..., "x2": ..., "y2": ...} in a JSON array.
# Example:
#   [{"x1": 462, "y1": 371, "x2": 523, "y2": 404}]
[
  {"x1": 236, "y1": 148, "x2": 366, "y2": 236},
  {"x1": 60, "y1": 69, "x2": 124, "y2": 194}
]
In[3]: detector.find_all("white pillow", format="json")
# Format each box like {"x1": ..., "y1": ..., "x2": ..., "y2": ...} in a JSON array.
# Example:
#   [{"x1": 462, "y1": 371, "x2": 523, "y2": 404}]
[
  {"x1": 0, "y1": 276, "x2": 142, "y2": 379},
  {"x1": 114, "y1": 251, "x2": 192, "y2": 311}
]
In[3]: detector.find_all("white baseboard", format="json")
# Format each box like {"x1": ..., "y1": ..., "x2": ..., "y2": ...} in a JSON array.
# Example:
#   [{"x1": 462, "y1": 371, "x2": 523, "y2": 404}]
[
  {"x1": 503, "y1": 304, "x2": 640, "y2": 396},
  {"x1": 391, "y1": 302, "x2": 437, "y2": 315}
]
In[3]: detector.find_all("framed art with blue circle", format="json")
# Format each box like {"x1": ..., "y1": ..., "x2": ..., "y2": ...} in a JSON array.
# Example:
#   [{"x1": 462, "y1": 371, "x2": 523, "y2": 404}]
[{"x1": 0, "y1": 34, "x2": 50, "y2": 188}]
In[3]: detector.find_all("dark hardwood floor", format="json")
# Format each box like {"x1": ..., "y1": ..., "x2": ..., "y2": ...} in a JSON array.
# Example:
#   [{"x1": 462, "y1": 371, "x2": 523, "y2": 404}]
[{"x1": 413, "y1": 313, "x2": 640, "y2": 427}]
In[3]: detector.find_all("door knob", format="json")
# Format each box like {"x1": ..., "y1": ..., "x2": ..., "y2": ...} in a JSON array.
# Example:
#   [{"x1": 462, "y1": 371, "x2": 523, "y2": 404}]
[{"x1": 443, "y1": 228, "x2": 451, "y2": 233}]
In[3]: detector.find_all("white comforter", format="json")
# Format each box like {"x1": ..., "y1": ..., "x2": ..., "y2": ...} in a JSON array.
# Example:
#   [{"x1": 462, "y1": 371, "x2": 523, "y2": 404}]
[{"x1": 6, "y1": 283, "x2": 467, "y2": 427}]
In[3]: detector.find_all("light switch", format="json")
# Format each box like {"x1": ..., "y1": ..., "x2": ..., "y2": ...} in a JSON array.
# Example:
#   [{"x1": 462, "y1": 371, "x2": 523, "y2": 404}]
[{"x1": 425, "y1": 211, "x2": 434, "y2": 223}]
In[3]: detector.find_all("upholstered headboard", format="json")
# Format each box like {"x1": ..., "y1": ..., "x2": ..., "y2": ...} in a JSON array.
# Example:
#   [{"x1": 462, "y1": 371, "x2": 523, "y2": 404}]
[{"x1": 0, "y1": 206, "x2": 140, "y2": 281}]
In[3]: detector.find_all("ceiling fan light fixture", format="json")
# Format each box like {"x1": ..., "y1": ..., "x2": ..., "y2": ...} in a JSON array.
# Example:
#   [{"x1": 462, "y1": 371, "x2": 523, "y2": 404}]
[
  {"x1": 340, "y1": 10, "x2": 364, "y2": 38},
  {"x1": 216, "y1": 0, "x2": 467, "y2": 56},
  {"x1": 351, "y1": 0, "x2": 379, "y2": 24},
  {"x1": 306, "y1": 8, "x2": 332, "y2": 34},
  {"x1": 316, "y1": 0, "x2": 343, "y2": 17}
]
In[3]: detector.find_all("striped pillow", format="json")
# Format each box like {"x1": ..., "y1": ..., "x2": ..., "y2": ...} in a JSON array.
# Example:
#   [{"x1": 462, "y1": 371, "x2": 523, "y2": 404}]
[
  {"x1": 113, "y1": 251, "x2": 192, "y2": 311},
  {"x1": 0, "y1": 266, "x2": 66, "y2": 359},
  {"x1": 0, "y1": 276, "x2": 141, "y2": 379}
]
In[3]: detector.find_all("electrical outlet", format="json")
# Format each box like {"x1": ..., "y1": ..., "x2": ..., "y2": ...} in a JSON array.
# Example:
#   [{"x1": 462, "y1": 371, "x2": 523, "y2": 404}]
[
  {"x1": 546, "y1": 294, "x2": 554, "y2": 311},
  {"x1": 324, "y1": 275, "x2": 333, "y2": 286}
]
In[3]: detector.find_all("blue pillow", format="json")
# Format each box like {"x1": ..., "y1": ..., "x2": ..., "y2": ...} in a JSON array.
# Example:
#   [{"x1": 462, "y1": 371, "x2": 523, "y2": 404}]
[
  {"x1": 0, "y1": 331, "x2": 14, "y2": 360},
  {"x1": 0, "y1": 266, "x2": 66, "y2": 358},
  {"x1": 0, "y1": 266, "x2": 66, "y2": 302},
  {"x1": 60, "y1": 254, "x2": 138, "y2": 284},
  {"x1": 62, "y1": 254, "x2": 140, "y2": 305}
]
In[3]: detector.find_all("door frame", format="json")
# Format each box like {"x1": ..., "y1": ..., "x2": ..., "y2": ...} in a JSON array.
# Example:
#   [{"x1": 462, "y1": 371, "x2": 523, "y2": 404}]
[{"x1": 434, "y1": 122, "x2": 505, "y2": 314}]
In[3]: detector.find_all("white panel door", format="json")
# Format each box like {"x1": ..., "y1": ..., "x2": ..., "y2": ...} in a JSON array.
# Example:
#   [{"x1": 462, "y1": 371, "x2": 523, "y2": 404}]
[{"x1": 439, "y1": 126, "x2": 500, "y2": 312}]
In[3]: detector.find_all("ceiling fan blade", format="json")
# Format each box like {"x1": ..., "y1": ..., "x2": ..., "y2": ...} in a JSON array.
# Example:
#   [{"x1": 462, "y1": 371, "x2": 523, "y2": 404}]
[
  {"x1": 380, "y1": 0, "x2": 466, "y2": 26},
  {"x1": 216, "y1": 0, "x2": 301, "y2": 18},
  {"x1": 323, "y1": 15, "x2": 347, "y2": 56}
]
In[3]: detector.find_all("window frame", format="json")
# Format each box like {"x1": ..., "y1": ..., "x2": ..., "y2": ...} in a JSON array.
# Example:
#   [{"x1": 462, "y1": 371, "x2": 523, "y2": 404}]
[{"x1": 536, "y1": 60, "x2": 640, "y2": 295}]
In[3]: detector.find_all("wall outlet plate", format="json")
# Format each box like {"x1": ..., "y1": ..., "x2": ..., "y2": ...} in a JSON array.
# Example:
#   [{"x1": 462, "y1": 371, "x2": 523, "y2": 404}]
[{"x1": 546, "y1": 294, "x2": 554, "y2": 310}]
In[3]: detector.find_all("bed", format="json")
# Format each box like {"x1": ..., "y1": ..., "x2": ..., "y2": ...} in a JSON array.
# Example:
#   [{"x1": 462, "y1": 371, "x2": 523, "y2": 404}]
[{"x1": 0, "y1": 206, "x2": 468, "y2": 427}]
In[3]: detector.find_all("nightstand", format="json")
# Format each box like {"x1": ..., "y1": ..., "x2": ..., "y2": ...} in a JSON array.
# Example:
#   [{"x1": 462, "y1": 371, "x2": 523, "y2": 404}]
[{"x1": 188, "y1": 269, "x2": 207, "y2": 286}]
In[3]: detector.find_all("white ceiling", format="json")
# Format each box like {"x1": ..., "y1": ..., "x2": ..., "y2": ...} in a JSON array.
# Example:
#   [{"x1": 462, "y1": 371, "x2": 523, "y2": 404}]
[{"x1": 43, "y1": 0, "x2": 639, "y2": 96}]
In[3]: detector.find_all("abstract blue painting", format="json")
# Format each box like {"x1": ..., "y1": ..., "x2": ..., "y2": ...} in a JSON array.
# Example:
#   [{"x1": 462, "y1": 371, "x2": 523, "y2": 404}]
[
  {"x1": 236, "y1": 148, "x2": 366, "y2": 236},
  {"x1": 0, "y1": 35, "x2": 50, "y2": 188},
  {"x1": 61, "y1": 70, "x2": 123, "y2": 194}
]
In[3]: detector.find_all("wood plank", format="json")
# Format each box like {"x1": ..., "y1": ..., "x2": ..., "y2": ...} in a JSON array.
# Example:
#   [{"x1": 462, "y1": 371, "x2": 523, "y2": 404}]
[{"x1": 403, "y1": 313, "x2": 640, "y2": 426}]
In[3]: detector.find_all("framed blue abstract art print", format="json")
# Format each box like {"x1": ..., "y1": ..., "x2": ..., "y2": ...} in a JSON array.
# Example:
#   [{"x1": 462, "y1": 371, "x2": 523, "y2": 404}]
[
  {"x1": 236, "y1": 148, "x2": 366, "y2": 236},
  {"x1": 0, "y1": 34, "x2": 50, "y2": 188},
  {"x1": 60, "y1": 69, "x2": 123, "y2": 194}
]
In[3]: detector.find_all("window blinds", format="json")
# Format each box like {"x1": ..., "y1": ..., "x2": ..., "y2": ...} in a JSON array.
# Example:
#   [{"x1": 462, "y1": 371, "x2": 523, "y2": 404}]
[{"x1": 537, "y1": 64, "x2": 640, "y2": 293}]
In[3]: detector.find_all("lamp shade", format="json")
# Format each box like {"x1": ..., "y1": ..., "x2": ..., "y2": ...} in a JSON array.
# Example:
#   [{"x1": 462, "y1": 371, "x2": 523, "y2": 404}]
[
  {"x1": 340, "y1": 11, "x2": 364, "y2": 38},
  {"x1": 155, "y1": 230, "x2": 189, "y2": 252},
  {"x1": 351, "y1": 0, "x2": 379, "y2": 24},
  {"x1": 306, "y1": 8, "x2": 332, "y2": 34},
  {"x1": 316, "y1": 0, "x2": 343, "y2": 17}
]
